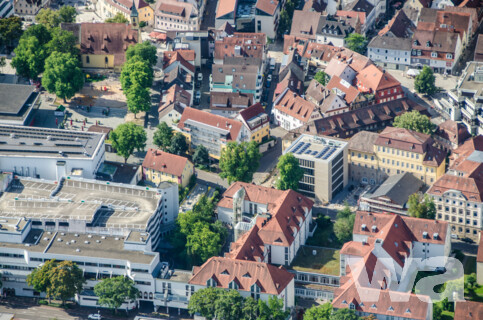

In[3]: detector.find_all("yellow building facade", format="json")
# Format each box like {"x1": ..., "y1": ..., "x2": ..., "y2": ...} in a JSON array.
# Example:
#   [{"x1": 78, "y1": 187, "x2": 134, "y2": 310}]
[
  {"x1": 142, "y1": 149, "x2": 194, "y2": 188},
  {"x1": 97, "y1": 0, "x2": 154, "y2": 26},
  {"x1": 143, "y1": 161, "x2": 193, "y2": 188}
]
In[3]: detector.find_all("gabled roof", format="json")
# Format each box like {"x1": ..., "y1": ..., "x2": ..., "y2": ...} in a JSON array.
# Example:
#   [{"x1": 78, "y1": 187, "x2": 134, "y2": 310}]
[
  {"x1": 256, "y1": 0, "x2": 279, "y2": 16},
  {"x1": 142, "y1": 148, "x2": 190, "y2": 177},
  {"x1": 347, "y1": 130, "x2": 379, "y2": 153},
  {"x1": 216, "y1": 0, "x2": 237, "y2": 19},
  {"x1": 178, "y1": 107, "x2": 243, "y2": 141},
  {"x1": 237, "y1": 103, "x2": 268, "y2": 131},
  {"x1": 290, "y1": 10, "x2": 322, "y2": 39},
  {"x1": 378, "y1": 9, "x2": 415, "y2": 38},
  {"x1": 163, "y1": 51, "x2": 195, "y2": 73},
  {"x1": 189, "y1": 257, "x2": 294, "y2": 295},
  {"x1": 225, "y1": 225, "x2": 265, "y2": 262},
  {"x1": 158, "y1": 84, "x2": 190, "y2": 117},
  {"x1": 218, "y1": 182, "x2": 285, "y2": 209},
  {"x1": 363, "y1": 173, "x2": 424, "y2": 206},
  {"x1": 273, "y1": 89, "x2": 317, "y2": 123},
  {"x1": 454, "y1": 301, "x2": 483, "y2": 320},
  {"x1": 325, "y1": 75, "x2": 360, "y2": 105},
  {"x1": 210, "y1": 92, "x2": 253, "y2": 111},
  {"x1": 215, "y1": 33, "x2": 266, "y2": 60},
  {"x1": 163, "y1": 50, "x2": 196, "y2": 65},
  {"x1": 475, "y1": 34, "x2": 483, "y2": 62},
  {"x1": 302, "y1": 0, "x2": 326, "y2": 12},
  {"x1": 356, "y1": 65, "x2": 401, "y2": 92},
  {"x1": 434, "y1": 120, "x2": 471, "y2": 147}
]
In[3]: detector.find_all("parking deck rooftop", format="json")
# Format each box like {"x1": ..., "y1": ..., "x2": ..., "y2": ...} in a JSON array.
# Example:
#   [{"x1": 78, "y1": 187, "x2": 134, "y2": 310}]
[{"x1": 0, "y1": 177, "x2": 162, "y2": 229}]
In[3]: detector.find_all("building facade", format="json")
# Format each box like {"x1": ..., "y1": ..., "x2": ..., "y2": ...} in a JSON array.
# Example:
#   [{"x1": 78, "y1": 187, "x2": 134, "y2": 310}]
[{"x1": 142, "y1": 149, "x2": 194, "y2": 188}]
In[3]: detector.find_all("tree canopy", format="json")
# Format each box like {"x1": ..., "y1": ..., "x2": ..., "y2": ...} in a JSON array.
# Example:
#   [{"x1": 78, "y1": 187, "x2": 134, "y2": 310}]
[
  {"x1": 334, "y1": 204, "x2": 355, "y2": 243},
  {"x1": 170, "y1": 132, "x2": 188, "y2": 155},
  {"x1": 126, "y1": 41, "x2": 157, "y2": 67},
  {"x1": 407, "y1": 193, "x2": 436, "y2": 220},
  {"x1": 314, "y1": 71, "x2": 330, "y2": 86},
  {"x1": 193, "y1": 145, "x2": 209, "y2": 166},
  {"x1": 42, "y1": 52, "x2": 84, "y2": 102},
  {"x1": 110, "y1": 122, "x2": 147, "y2": 162},
  {"x1": 153, "y1": 122, "x2": 173, "y2": 151},
  {"x1": 126, "y1": 82, "x2": 151, "y2": 117},
  {"x1": 94, "y1": 276, "x2": 139, "y2": 314},
  {"x1": 276, "y1": 153, "x2": 304, "y2": 191},
  {"x1": 329, "y1": 308, "x2": 361, "y2": 320},
  {"x1": 219, "y1": 141, "x2": 261, "y2": 184},
  {"x1": 188, "y1": 287, "x2": 223, "y2": 319},
  {"x1": 0, "y1": 16, "x2": 23, "y2": 50},
  {"x1": 36, "y1": 7, "x2": 77, "y2": 29},
  {"x1": 303, "y1": 302, "x2": 332, "y2": 320},
  {"x1": 393, "y1": 110, "x2": 435, "y2": 134},
  {"x1": 415, "y1": 66, "x2": 436, "y2": 95},
  {"x1": 345, "y1": 33, "x2": 367, "y2": 54},
  {"x1": 105, "y1": 12, "x2": 129, "y2": 23},
  {"x1": 27, "y1": 260, "x2": 84, "y2": 305},
  {"x1": 47, "y1": 27, "x2": 80, "y2": 56},
  {"x1": 12, "y1": 36, "x2": 48, "y2": 79},
  {"x1": 121, "y1": 55, "x2": 153, "y2": 92},
  {"x1": 23, "y1": 24, "x2": 52, "y2": 46}
]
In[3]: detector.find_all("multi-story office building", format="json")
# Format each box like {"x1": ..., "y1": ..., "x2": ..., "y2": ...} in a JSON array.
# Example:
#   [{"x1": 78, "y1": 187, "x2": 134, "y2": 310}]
[
  {"x1": 427, "y1": 136, "x2": 483, "y2": 241},
  {"x1": 447, "y1": 62, "x2": 483, "y2": 135},
  {"x1": 284, "y1": 134, "x2": 348, "y2": 202},
  {"x1": 348, "y1": 127, "x2": 446, "y2": 186},
  {"x1": 0, "y1": 125, "x2": 105, "y2": 181}
]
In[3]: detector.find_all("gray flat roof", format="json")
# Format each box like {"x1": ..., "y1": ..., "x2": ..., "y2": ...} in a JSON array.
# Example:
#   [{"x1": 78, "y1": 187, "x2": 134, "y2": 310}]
[
  {"x1": 458, "y1": 62, "x2": 483, "y2": 96},
  {"x1": 0, "y1": 84, "x2": 36, "y2": 116},
  {"x1": 0, "y1": 178, "x2": 162, "y2": 229},
  {"x1": 286, "y1": 134, "x2": 347, "y2": 162},
  {"x1": 0, "y1": 125, "x2": 104, "y2": 159}
]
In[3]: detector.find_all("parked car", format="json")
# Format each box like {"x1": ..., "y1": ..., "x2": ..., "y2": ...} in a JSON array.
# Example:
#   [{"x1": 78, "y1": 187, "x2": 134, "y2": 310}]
[
  {"x1": 267, "y1": 75, "x2": 272, "y2": 82},
  {"x1": 435, "y1": 267, "x2": 446, "y2": 274},
  {"x1": 88, "y1": 314, "x2": 102, "y2": 320},
  {"x1": 461, "y1": 237, "x2": 474, "y2": 244},
  {"x1": 198, "y1": 73, "x2": 203, "y2": 82},
  {"x1": 450, "y1": 234, "x2": 458, "y2": 239}
]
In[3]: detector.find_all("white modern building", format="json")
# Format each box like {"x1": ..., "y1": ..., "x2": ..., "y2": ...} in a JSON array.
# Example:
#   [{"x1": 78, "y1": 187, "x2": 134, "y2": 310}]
[
  {"x1": 0, "y1": 125, "x2": 105, "y2": 181},
  {"x1": 284, "y1": 134, "x2": 348, "y2": 203}
]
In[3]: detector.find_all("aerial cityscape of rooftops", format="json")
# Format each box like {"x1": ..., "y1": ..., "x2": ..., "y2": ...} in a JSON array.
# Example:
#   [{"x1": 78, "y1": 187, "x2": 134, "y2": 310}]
[{"x1": 0, "y1": 0, "x2": 483, "y2": 319}]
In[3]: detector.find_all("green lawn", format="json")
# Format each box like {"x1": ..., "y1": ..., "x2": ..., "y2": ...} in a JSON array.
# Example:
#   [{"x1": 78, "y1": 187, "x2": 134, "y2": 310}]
[{"x1": 291, "y1": 246, "x2": 340, "y2": 276}]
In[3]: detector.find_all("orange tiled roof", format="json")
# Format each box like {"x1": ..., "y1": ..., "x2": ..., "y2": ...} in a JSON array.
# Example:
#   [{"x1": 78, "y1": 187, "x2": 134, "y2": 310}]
[
  {"x1": 142, "y1": 148, "x2": 190, "y2": 177},
  {"x1": 273, "y1": 89, "x2": 317, "y2": 123},
  {"x1": 454, "y1": 300, "x2": 483, "y2": 320}
]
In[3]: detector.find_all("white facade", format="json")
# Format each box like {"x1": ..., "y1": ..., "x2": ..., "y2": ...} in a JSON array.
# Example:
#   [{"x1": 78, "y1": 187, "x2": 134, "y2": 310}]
[
  {"x1": 255, "y1": 6, "x2": 280, "y2": 40},
  {"x1": 368, "y1": 46, "x2": 412, "y2": 69}
]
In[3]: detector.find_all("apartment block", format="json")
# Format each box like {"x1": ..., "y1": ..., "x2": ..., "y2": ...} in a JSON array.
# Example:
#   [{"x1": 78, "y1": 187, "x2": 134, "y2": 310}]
[{"x1": 284, "y1": 134, "x2": 348, "y2": 202}]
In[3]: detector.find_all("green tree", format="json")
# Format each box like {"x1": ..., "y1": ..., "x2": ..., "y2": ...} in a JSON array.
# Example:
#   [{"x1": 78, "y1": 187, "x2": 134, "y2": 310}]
[
  {"x1": 278, "y1": 10, "x2": 291, "y2": 37},
  {"x1": 36, "y1": 8, "x2": 61, "y2": 29},
  {"x1": 153, "y1": 122, "x2": 174, "y2": 151},
  {"x1": 258, "y1": 296, "x2": 289, "y2": 320},
  {"x1": 120, "y1": 55, "x2": 153, "y2": 92},
  {"x1": 188, "y1": 287, "x2": 223, "y2": 319},
  {"x1": 105, "y1": 13, "x2": 129, "y2": 23},
  {"x1": 465, "y1": 273, "x2": 478, "y2": 298},
  {"x1": 42, "y1": 52, "x2": 84, "y2": 102},
  {"x1": 110, "y1": 122, "x2": 147, "y2": 162},
  {"x1": 193, "y1": 145, "x2": 209, "y2": 165},
  {"x1": 336, "y1": 203, "x2": 352, "y2": 219},
  {"x1": 11, "y1": 36, "x2": 48, "y2": 79},
  {"x1": 219, "y1": 141, "x2": 261, "y2": 184},
  {"x1": 329, "y1": 308, "x2": 361, "y2": 320},
  {"x1": 415, "y1": 66, "x2": 436, "y2": 95},
  {"x1": 58, "y1": 6, "x2": 78, "y2": 23},
  {"x1": 314, "y1": 71, "x2": 330, "y2": 86},
  {"x1": 170, "y1": 132, "x2": 188, "y2": 155},
  {"x1": 26, "y1": 259, "x2": 58, "y2": 303},
  {"x1": 94, "y1": 276, "x2": 139, "y2": 314},
  {"x1": 47, "y1": 27, "x2": 80, "y2": 56},
  {"x1": 393, "y1": 110, "x2": 435, "y2": 135},
  {"x1": 407, "y1": 193, "x2": 436, "y2": 219},
  {"x1": 242, "y1": 297, "x2": 259, "y2": 320},
  {"x1": 214, "y1": 289, "x2": 244, "y2": 320},
  {"x1": 126, "y1": 83, "x2": 151, "y2": 117},
  {"x1": 345, "y1": 33, "x2": 368, "y2": 54},
  {"x1": 125, "y1": 41, "x2": 157, "y2": 67},
  {"x1": 276, "y1": 153, "x2": 304, "y2": 191},
  {"x1": 433, "y1": 303, "x2": 442, "y2": 320},
  {"x1": 0, "y1": 16, "x2": 23, "y2": 50},
  {"x1": 49, "y1": 261, "x2": 85, "y2": 305},
  {"x1": 186, "y1": 221, "x2": 222, "y2": 264},
  {"x1": 440, "y1": 297, "x2": 454, "y2": 312},
  {"x1": 334, "y1": 205, "x2": 355, "y2": 243},
  {"x1": 23, "y1": 24, "x2": 52, "y2": 46},
  {"x1": 303, "y1": 302, "x2": 332, "y2": 320}
]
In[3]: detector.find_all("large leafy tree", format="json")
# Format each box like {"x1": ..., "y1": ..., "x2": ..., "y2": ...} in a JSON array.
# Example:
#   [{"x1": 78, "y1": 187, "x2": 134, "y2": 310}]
[
  {"x1": 153, "y1": 122, "x2": 173, "y2": 151},
  {"x1": 105, "y1": 13, "x2": 129, "y2": 23},
  {"x1": 120, "y1": 55, "x2": 153, "y2": 92},
  {"x1": 193, "y1": 145, "x2": 209, "y2": 166},
  {"x1": 11, "y1": 36, "x2": 48, "y2": 79},
  {"x1": 214, "y1": 289, "x2": 244, "y2": 320},
  {"x1": 126, "y1": 83, "x2": 152, "y2": 117},
  {"x1": 407, "y1": 193, "x2": 436, "y2": 219},
  {"x1": 242, "y1": 297, "x2": 259, "y2": 320},
  {"x1": 314, "y1": 71, "x2": 330, "y2": 86},
  {"x1": 329, "y1": 308, "x2": 361, "y2": 320},
  {"x1": 23, "y1": 24, "x2": 52, "y2": 46},
  {"x1": 26, "y1": 259, "x2": 57, "y2": 303},
  {"x1": 277, "y1": 153, "x2": 304, "y2": 191},
  {"x1": 258, "y1": 296, "x2": 289, "y2": 320},
  {"x1": 110, "y1": 122, "x2": 147, "y2": 162},
  {"x1": 334, "y1": 204, "x2": 355, "y2": 243},
  {"x1": 42, "y1": 52, "x2": 84, "y2": 102},
  {"x1": 94, "y1": 276, "x2": 139, "y2": 314},
  {"x1": 345, "y1": 33, "x2": 368, "y2": 54},
  {"x1": 58, "y1": 6, "x2": 78, "y2": 23},
  {"x1": 47, "y1": 27, "x2": 80, "y2": 56},
  {"x1": 188, "y1": 287, "x2": 223, "y2": 319},
  {"x1": 415, "y1": 66, "x2": 436, "y2": 95},
  {"x1": 49, "y1": 261, "x2": 85, "y2": 305},
  {"x1": 304, "y1": 302, "x2": 333, "y2": 320},
  {"x1": 0, "y1": 16, "x2": 23, "y2": 50},
  {"x1": 125, "y1": 41, "x2": 157, "y2": 67},
  {"x1": 186, "y1": 221, "x2": 222, "y2": 263},
  {"x1": 36, "y1": 8, "x2": 61, "y2": 29},
  {"x1": 393, "y1": 110, "x2": 435, "y2": 135},
  {"x1": 219, "y1": 141, "x2": 261, "y2": 184},
  {"x1": 170, "y1": 132, "x2": 188, "y2": 155}
]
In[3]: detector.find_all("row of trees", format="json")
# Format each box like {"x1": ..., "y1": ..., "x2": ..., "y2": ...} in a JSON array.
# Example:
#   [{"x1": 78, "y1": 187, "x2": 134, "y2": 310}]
[
  {"x1": 120, "y1": 42, "x2": 157, "y2": 117},
  {"x1": 188, "y1": 287, "x2": 289, "y2": 320},
  {"x1": 304, "y1": 302, "x2": 371, "y2": 320},
  {"x1": 171, "y1": 194, "x2": 227, "y2": 267}
]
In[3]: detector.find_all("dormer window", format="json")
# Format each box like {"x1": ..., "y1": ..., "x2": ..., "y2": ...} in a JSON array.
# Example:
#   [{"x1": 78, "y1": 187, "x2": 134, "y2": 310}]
[
  {"x1": 426, "y1": 41, "x2": 431, "y2": 47},
  {"x1": 388, "y1": 306, "x2": 394, "y2": 311},
  {"x1": 349, "y1": 303, "x2": 355, "y2": 310},
  {"x1": 371, "y1": 304, "x2": 377, "y2": 309},
  {"x1": 433, "y1": 233, "x2": 439, "y2": 240},
  {"x1": 372, "y1": 225, "x2": 377, "y2": 232},
  {"x1": 413, "y1": 40, "x2": 419, "y2": 46},
  {"x1": 446, "y1": 53, "x2": 453, "y2": 59},
  {"x1": 423, "y1": 231, "x2": 428, "y2": 239},
  {"x1": 228, "y1": 280, "x2": 239, "y2": 289},
  {"x1": 206, "y1": 277, "x2": 217, "y2": 287},
  {"x1": 250, "y1": 283, "x2": 260, "y2": 300},
  {"x1": 431, "y1": 52, "x2": 437, "y2": 58},
  {"x1": 405, "y1": 308, "x2": 411, "y2": 313},
  {"x1": 361, "y1": 224, "x2": 367, "y2": 231},
  {"x1": 342, "y1": 300, "x2": 348, "y2": 304}
]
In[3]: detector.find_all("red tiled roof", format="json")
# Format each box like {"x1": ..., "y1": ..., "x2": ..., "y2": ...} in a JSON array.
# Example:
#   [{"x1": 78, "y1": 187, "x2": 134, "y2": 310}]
[
  {"x1": 375, "y1": 127, "x2": 430, "y2": 153},
  {"x1": 273, "y1": 89, "x2": 317, "y2": 123},
  {"x1": 158, "y1": 84, "x2": 190, "y2": 114},
  {"x1": 163, "y1": 51, "x2": 195, "y2": 73},
  {"x1": 427, "y1": 170, "x2": 483, "y2": 202},
  {"x1": 454, "y1": 301, "x2": 483, "y2": 320},
  {"x1": 378, "y1": 9, "x2": 415, "y2": 38},
  {"x1": 225, "y1": 225, "x2": 265, "y2": 262},
  {"x1": 238, "y1": 103, "x2": 269, "y2": 131},
  {"x1": 336, "y1": 10, "x2": 366, "y2": 24},
  {"x1": 256, "y1": 0, "x2": 278, "y2": 16},
  {"x1": 214, "y1": 33, "x2": 266, "y2": 60},
  {"x1": 326, "y1": 75, "x2": 360, "y2": 104},
  {"x1": 218, "y1": 182, "x2": 285, "y2": 209},
  {"x1": 142, "y1": 148, "x2": 190, "y2": 177},
  {"x1": 216, "y1": 0, "x2": 237, "y2": 18},
  {"x1": 435, "y1": 120, "x2": 471, "y2": 147},
  {"x1": 178, "y1": 107, "x2": 243, "y2": 141},
  {"x1": 149, "y1": 32, "x2": 167, "y2": 40},
  {"x1": 189, "y1": 257, "x2": 294, "y2": 295},
  {"x1": 450, "y1": 136, "x2": 483, "y2": 169},
  {"x1": 163, "y1": 50, "x2": 196, "y2": 64},
  {"x1": 356, "y1": 65, "x2": 402, "y2": 93}
]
